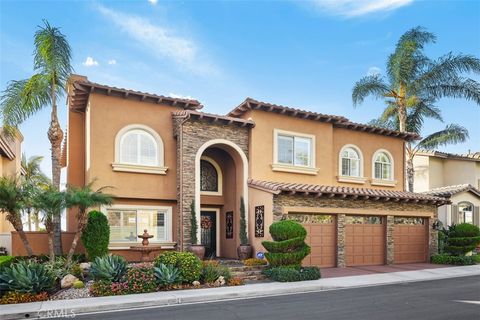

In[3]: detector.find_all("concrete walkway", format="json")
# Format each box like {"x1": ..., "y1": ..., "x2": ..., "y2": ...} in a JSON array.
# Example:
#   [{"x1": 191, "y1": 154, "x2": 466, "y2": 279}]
[{"x1": 1, "y1": 265, "x2": 479, "y2": 320}]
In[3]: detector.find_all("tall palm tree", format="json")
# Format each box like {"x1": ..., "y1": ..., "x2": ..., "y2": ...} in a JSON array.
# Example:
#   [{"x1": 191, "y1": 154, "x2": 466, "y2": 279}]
[
  {"x1": 33, "y1": 185, "x2": 66, "y2": 261},
  {"x1": 369, "y1": 102, "x2": 469, "y2": 192},
  {"x1": 0, "y1": 20, "x2": 73, "y2": 254},
  {"x1": 21, "y1": 154, "x2": 49, "y2": 231},
  {"x1": 0, "y1": 177, "x2": 33, "y2": 256},
  {"x1": 65, "y1": 183, "x2": 112, "y2": 265},
  {"x1": 352, "y1": 26, "x2": 480, "y2": 133}
]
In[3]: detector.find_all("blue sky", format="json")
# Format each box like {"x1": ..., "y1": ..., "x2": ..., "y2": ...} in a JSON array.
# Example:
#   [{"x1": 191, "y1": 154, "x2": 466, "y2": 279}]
[{"x1": 1, "y1": 0, "x2": 479, "y2": 178}]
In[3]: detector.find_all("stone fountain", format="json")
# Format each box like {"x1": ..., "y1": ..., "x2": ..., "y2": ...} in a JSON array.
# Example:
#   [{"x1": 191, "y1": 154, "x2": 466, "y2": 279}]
[{"x1": 129, "y1": 229, "x2": 162, "y2": 262}]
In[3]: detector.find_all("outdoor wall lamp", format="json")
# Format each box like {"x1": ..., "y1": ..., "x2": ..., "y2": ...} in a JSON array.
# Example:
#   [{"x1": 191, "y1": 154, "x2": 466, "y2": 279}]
[{"x1": 432, "y1": 219, "x2": 443, "y2": 231}]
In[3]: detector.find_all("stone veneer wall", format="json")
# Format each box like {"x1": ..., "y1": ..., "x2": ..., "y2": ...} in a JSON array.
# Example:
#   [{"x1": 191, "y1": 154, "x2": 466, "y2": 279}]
[
  {"x1": 173, "y1": 117, "x2": 249, "y2": 250},
  {"x1": 273, "y1": 194, "x2": 439, "y2": 266}
]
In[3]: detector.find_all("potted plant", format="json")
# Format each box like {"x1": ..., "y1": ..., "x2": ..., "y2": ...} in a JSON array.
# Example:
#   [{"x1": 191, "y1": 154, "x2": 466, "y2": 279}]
[
  {"x1": 237, "y1": 197, "x2": 252, "y2": 260},
  {"x1": 187, "y1": 200, "x2": 205, "y2": 260}
]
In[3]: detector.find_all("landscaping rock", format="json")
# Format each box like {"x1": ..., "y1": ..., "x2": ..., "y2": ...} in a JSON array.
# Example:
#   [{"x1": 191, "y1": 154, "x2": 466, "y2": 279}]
[
  {"x1": 192, "y1": 281, "x2": 201, "y2": 288},
  {"x1": 214, "y1": 276, "x2": 225, "y2": 287},
  {"x1": 61, "y1": 274, "x2": 79, "y2": 289},
  {"x1": 79, "y1": 262, "x2": 91, "y2": 275}
]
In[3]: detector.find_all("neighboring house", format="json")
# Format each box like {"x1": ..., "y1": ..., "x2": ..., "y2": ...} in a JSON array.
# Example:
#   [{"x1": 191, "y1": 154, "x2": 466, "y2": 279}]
[
  {"x1": 62, "y1": 74, "x2": 447, "y2": 267},
  {"x1": 414, "y1": 151, "x2": 480, "y2": 228},
  {"x1": 0, "y1": 128, "x2": 23, "y2": 254}
]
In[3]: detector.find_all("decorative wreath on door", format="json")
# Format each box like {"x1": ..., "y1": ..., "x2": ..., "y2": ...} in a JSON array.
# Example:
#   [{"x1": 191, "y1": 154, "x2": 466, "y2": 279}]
[{"x1": 201, "y1": 216, "x2": 213, "y2": 230}]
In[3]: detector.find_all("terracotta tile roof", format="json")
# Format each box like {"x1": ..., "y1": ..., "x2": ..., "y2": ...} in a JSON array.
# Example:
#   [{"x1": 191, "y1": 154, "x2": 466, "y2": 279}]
[
  {"x1": 172, "y1": 110, "x2": 255, "y2": 128},
  {"x1": 228, "y1": 98, "x2": 419, "y2": 141},
  {"x1": 416, "y1": 150, "x2": 480, "y2": 162},
  {"x1": 68, "y1": 75, "x2": 203, "y2": 112},
  {"x1": 248, "y1": 179, "x2": 449, "y2": 205},
  {"x1": 423, "y1": 184, "x2": 480, "y2": 198}
]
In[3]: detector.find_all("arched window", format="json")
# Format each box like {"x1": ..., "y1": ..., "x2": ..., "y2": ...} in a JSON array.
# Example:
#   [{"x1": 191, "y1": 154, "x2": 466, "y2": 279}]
[
  {"x1": 113, "y1": 125, "x2": 167, "y2": 174},
  {"x1": 373, "y1": 150, "x2": 393, "y2": 180},
  {"x1": 458, "y1": 202, "x2": 474, "y2": 224},
  {"x1": 340, "y1": 146, "x2": 361, "y2": 177},
  {"x1": 200, "y1": 156, "x2": 222, "y2": 195}
]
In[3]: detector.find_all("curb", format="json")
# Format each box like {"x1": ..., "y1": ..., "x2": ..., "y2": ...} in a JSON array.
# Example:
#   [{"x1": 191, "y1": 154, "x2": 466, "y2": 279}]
[{"x1": 2, "y1": 265, "x2": 479, "y2": 319}]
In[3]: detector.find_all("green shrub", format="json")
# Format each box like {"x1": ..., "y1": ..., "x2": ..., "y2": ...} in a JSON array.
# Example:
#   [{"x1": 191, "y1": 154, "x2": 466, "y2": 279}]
[
  {"x1": 0, "y1": 260, "x2": 56, "y2": 294},
  {"x1": 449, "y1": 223, "x2": 480, "y2": 238},
  {"x1": 89, "y1": 280, "x2": 129, "y2": 297},
  {"x1": 268, "y1": 220, "x2": 307, "y2": 241},
  {"x1": 445, "y1": 223, "x2": 480, "y2": 256},
  {"x1": 262, "y1": 220, "x2": 310, "y2": 269},
  {"x1": 430, "y1": 253, "x2": 476, "y2": 266},
  {"x1": 71, "y1": 264, "x2": 83, "y2": 280},
  {"x1": 154, "y1": 251, "x2": 201, "y2": 283},
  {"x1": 0, "y1": 256, "x2": 13, "y2": 270},
  {"x1": 154, "y1": 263, "x2": 182, "y2": 288},
  {"x1": 122, "y1": 266, "x2": 157, "y2": 294},
  {"x1": 73, "y1": 280, "x2": 84, "y2": 289},
  {"x1": 200, "y1": 262, "x2": 231, "y2": 284},
  {"x1": 44, "y1": 256, "x2": 73, "y2": 280},
  {"x1": 263, "y1": 266, "x2": 321, "y2": 282},
  {"x1": 81, "y1": 211, "x2": 110, "y2": 261},
  {"x1": 0, "y1": 291, "x2": 49, "y2": 304},
  {"x1": 89, "y1": 255, "x2": 127, "y2": 282}
]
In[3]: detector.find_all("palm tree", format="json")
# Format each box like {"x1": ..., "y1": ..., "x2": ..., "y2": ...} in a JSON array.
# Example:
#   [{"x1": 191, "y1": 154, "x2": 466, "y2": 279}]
[
  {"x1": 21, "y1": 154, "x2": 49, "y2": 231},
  {"x1": 0, "y1": 20, "x2": 73, "y2": 254},
  {"x1": 65, "y1": 183, "x2": 113, "y2": 264},
  {"x1": 0, "y1": 177, "x2": 33, "y2": 256},
  {"x1": 369, "y1": 102, "x2": 469, "y2": 191},
  {"x1": 352, "y1": 26, "x2": 480, "y2": 133},
  {"x1": 33, "y1": 185, "x2": 66, "y2": 261}
]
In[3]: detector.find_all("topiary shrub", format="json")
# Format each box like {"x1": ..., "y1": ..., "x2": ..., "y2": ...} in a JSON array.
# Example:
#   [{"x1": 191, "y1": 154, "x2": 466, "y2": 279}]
[
  {"x1": 445, "y1": 223, "x2": 480, "y2": 256},
  {"x1": 81, "y1": 211, "x2": 110, "y2": 261},
  {"x1": 262, "y1": 220, "x2": 310, "y2": 268},
  {"x1": 263, "y1": 266, "x2": 321, "y2": 282},
  {"x1": 154, "y1": 251, "x2": 201, "y2": 283}
]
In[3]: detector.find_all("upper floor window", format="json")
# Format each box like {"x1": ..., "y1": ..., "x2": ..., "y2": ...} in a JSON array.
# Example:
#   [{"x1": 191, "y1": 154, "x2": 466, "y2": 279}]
[
  {"x1": 200, "y1": 156, "x2": 222, "y2": 195},
  {"x1": 113, "y1": 124, "x2": 167, "y2": 175},
  {"x1": 340, "y1": 146, "x2": 361, "y2": 177},
  {"x1": 373, "y1": 150, "x2": 393, "y2": 180},
  {"x1": 272, "y1": 129, "x2": 317, "y2": 175},
  {"x1": 458, "y1": 202, "x2": 473, "y2": 224},
  {"x1": 120, "y1": 129, "x2": 158, "y2": 166}
]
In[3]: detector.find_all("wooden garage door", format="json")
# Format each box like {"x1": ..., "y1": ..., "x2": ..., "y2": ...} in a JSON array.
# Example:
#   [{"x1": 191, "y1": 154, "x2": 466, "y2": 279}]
[
  {"x1": 346, "y1": 216, "x2": 385, "y2": 266},
  {"x1": 393, "y1": 217, "x2": 428, "y2": 263},
  {"x1": 295, "y1": 214, "x2": 336, "y2": 268}
]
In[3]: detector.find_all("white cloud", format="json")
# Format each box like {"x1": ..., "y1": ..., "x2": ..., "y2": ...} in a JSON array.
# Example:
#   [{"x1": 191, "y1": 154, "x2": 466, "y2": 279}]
[
  {"x1": 310, "y1": 0, "x2": 413, "y2": 17},
  {"x1": 148, "y1": 0, "x2": 158, "y2": 5},
  {"x1": 367, "y1": 66, "x2": 381, "y2": 76},
  {"x1": 96, "y1": 5, "x2": 217, "y2": 75},
  {"x1": 83, "y1": 56, "x2": 99, "y2": 67},
  {"x1": 108, "y1": 59, "x2": 117, "y2": 65},
  {"x1": 168, "y1": 93, "x2": 196, "y2": 100}
]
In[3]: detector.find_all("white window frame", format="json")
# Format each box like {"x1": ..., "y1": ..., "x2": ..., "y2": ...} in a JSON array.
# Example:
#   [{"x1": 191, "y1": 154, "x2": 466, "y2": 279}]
[
  {"x1": 112, "y1": 124, "x2": 168, "y2": 175},
  {"x1": 458, "y1": 201, "x2": 474, "y2": 224},
  {"x1": 338, "y1": 144, "x2": 366, "y2": 184},
  {"x1": 200, "y1": 156, "x2": 223, "y2": 196},
  {"x1": 272, "y1": 129, "x2": 318, "y2": 175},
  {"x1": 371, "y1": 149, "x2": 396, "y2": 187},
  {"x1": 101, "y1": 204, "x2": 173, "y2": 248}
]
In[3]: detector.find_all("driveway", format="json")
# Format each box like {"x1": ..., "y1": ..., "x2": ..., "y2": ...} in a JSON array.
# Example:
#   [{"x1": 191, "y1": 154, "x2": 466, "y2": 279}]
[{"x1": 321, "y1": 263, "x2": 449, "y2": 278}]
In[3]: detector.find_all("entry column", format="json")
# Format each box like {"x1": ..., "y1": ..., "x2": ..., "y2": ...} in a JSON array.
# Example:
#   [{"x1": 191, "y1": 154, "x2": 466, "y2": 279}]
[
  {"x1": 336, "y1": 214, "x2": 346, "y2": 268},
  {"x1": 386, "y1": 215, "x2": 394, "y2": 265}
]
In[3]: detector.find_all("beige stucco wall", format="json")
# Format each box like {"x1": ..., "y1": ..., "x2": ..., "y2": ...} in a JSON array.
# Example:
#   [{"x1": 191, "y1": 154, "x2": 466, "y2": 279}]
[
  {"x1": 248, "y1": 187, "x2": 274, "y2": 257},
  {"x1": 246, "y1": 109, "x2": 405, "y2": 190}
]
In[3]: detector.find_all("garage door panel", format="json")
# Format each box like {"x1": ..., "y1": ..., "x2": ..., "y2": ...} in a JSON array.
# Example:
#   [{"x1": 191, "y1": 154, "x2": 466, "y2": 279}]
[
  {"x1": 393, "y1": 217, "x2": 428, "y2": 264},
  {"x1": 345, "y1": 215, "x2": 385, "y2": 266},
  {"x1": 301, "y1": 215, "x2": 337, "y2": 268}
]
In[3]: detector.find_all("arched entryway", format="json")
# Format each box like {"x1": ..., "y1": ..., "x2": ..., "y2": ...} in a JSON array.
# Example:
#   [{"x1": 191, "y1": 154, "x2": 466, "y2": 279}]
[{"x1": 195, "y1": 139, "x2": 248, "y2": 258}]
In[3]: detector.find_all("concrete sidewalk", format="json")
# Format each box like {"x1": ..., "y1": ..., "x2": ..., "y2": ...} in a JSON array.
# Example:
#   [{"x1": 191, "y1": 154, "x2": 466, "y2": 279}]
[{"x1": 2, "y1": 265, "x2": 479, "y2": 320}]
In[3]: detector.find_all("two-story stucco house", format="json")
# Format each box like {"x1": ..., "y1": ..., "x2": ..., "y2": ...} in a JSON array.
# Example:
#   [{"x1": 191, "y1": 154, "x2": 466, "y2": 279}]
[
  {"x1": 414, "y1": 151, "x2": 480, "y2": 227},
  {"x1": 64, "y1": 75, "x2": 447, "y2": 267}
]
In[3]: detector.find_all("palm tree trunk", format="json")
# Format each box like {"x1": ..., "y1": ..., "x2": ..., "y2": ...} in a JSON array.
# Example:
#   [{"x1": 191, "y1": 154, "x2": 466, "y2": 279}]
[
  {"x1": 66, "y1": 211, "x2": 86, "y2": 265},
  {"x1": 27, "y1": 208, "x2": 32, "y2": 231},
  {"x1": 48, "y1": 230, "x2": 55, "y2": 262},
  {"x1": 406, "y1": 156, "x2": 414, "y2": 192},
  {"x1": 9, "y1": 215, "x2": 34, "y2": 256},
  {"x1": 398, "y1": 105, "x2": 407, "y2": 133},
  {"x1": 49, "y1": 80, "x2": 64, "y2": 256}
]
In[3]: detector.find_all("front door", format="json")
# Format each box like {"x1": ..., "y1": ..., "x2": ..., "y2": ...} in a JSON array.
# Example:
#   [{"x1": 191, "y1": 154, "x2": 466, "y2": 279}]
[{"x1": 201, "y1": 211, "x2": 217, "y2": 258}]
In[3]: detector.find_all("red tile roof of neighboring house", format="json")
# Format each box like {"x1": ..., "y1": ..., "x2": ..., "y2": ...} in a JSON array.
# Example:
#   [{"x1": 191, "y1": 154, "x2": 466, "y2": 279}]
[
  {"x1": 68, "y1": 75, "x2": 203, "y2": 112},
  {"x1": 423, "y1": 184, "x2": 480, "y2": 198},
  {"x1": 416, "y1": 150, "x2": 480, "y2": 162},
  {"x1": 228, "y1": 98, "x2": 420, "y2": 141},
  {"x1": 172, "y1": 110, "x2": 255, "y2": 128},
  {"x1": 248, "y1": 179, "x2": 449, "y2": 205}
]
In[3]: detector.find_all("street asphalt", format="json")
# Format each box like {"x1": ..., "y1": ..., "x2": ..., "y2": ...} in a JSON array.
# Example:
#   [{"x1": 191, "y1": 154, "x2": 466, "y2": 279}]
[{"x1": 73, "y1": 275, "x2": 480, "y2": 320}]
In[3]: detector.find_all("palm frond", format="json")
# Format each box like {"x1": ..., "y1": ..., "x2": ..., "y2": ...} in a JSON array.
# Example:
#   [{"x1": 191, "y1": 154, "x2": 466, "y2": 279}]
[
  {"x1": 367, "y1": 118, "x2": 398, "y2": 131},
  {"x1": 352, "y1": 75, "x2": 390, "y2": 107},
  {"x1": 424, "y1": 77, "x2": 480, "y2": 105},
  {"x1": 415, "y1": 124, "x2": 469, "y2": 150}
]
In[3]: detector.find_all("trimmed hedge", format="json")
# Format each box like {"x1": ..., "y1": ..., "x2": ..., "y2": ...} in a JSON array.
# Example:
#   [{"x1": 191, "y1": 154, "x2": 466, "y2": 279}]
[
  {"x1": 81, "y1": 211, "x2": 110, "y2": 261},
  {"x1": 445, "y1": 223, "x2": 480, "y2": 256},
  {"x1": 431, "y1": 253, "x2": 476, "y2": 266},
  {"x1": 264, "y1": 245, "x2": 311, "y2": 268},
  {"x1": 263, "y1": 266, "x2": 321, "y2": 282},
  {"x1": 268, "y1": 220, "x2": 307, "y2": 241},
  {"x1": 154, "y1": 251, "x2": 201, "y2": 283},
  {"x1": 262, "y1": 236, "x2": 306, "y2": 253}
]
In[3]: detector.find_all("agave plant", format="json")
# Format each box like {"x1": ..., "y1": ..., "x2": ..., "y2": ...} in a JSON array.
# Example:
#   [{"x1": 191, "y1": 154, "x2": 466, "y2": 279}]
[
  {"x1": 89, "y1": 255, "x2": 127, "y2": 283},
  {"x1": 154, "y1": 263, "x2": 182, "y2": 287},
  {"x1": 0, "y1": 260, "x2": 56, "y2": 294}
]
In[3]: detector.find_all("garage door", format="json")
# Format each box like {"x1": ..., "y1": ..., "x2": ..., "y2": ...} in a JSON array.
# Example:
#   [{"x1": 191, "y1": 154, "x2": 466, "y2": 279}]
[
  {"x1": 393, "y1": 217, "x2": 428, "y2": 263},
  {"x1": 298, "y1": 214, "x2": 336, "y2": 268},
  {"x1": 346, "y1": 215, "x2": 385, "y2": 266}
]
